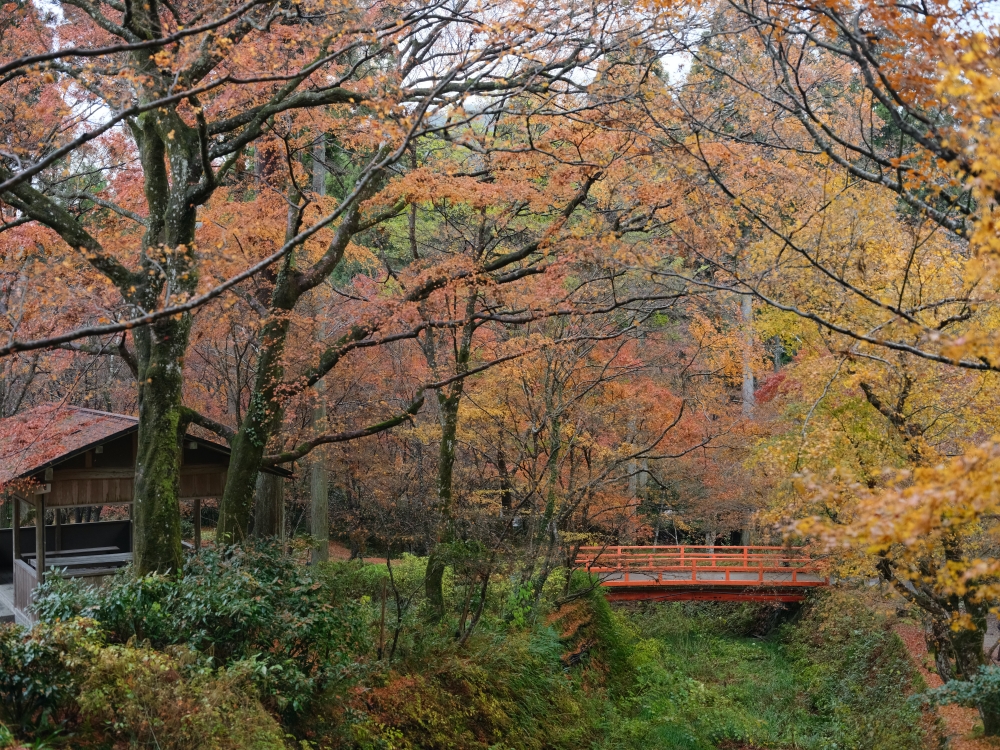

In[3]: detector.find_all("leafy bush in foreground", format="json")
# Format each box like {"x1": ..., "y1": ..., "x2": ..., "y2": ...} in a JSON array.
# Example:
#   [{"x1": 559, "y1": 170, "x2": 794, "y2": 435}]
[
  {"x1": 0, "y1": 619, "x2": 97, "y2": 733},
  {"x1": 33, "y1": 541, "x2": 367, "y2": 716},
  {"x1": 0, "y1": 619, "x2": 283, "y2": 748}
]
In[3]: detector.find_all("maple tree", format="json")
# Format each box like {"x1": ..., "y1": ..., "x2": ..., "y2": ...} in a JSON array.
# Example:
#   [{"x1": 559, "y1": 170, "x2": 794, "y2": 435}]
[{"x1": 0, "y1": 0, "x2": 673, "y2": 571}]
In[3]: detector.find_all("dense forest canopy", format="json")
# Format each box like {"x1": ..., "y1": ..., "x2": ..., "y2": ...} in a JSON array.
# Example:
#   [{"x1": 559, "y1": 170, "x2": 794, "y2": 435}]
[{"x1": 4, "y1": 0, "x2": 1000, "y2": 744}]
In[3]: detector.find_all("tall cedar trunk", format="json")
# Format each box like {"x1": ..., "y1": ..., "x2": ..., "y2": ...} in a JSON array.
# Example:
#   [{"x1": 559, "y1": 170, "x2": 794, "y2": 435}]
[
  {"x1": 252, "y1": 471, "x2": 284, "y2": 539},
  {"x1": 741, "y1": 293, "x2": 755, "y2": 417},
  {"x1": 310, "y1": 459, "x2": 329, "y2": 563},
  {"x1": 311, "y1": 381, "x2": 330, "y2": 563},
  {"x1": 310, "y1": 146, "x2": 330, "y2": 564}
]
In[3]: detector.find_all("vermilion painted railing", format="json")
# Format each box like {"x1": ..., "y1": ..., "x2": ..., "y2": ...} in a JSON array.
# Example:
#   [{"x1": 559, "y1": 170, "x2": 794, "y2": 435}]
[{"x1": 575, "y1": 545, "x2": 827, "y2": 588}]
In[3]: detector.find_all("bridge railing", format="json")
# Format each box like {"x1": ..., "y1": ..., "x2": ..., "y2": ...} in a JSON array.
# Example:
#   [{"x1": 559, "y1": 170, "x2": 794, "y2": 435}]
[
  {"x1": 575, "y1": 545, "x2": 826, "y2": 587},
  {"x1": 577, "y1": 544, "x2": 812, "y2": 569}
]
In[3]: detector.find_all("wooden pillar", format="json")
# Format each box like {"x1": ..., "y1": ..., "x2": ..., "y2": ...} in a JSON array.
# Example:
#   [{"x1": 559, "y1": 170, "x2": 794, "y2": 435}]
[
  {"x1": 12, "y1": 495, "x2": 20, "y2": 562},
  {"x1": 35, "y1": 496, "x2": 45, "y2": 585},
  {"x1": 54, "y1": 507, "x2": 61, "y2": 551},
  {"x1": 193, "y1": 498, "x2": 202, "y2": 553}
]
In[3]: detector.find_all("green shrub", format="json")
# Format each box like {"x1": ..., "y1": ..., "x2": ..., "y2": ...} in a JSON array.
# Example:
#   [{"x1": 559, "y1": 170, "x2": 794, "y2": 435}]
[
  {"x1": 33, "y1": 541, "x2": 368, "y2": 716},
  {"x1": 356, "y1": 625, "x2": 596, "y2": 749},
  {"x1": 0, "y1": 619, "x2": 100, "y2": 733},
  {"x1": 918, "y1": 664, "x2": 1000, "y2": 707},
  {"x1": 0, "y1": 618, "x2": 284, "y2": 749}
]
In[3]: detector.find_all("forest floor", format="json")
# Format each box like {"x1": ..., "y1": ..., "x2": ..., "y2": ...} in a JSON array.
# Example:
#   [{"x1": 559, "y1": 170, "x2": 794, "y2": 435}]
[{"x1": 895, "y1": 623, "x2": 1000, "y2": 750}]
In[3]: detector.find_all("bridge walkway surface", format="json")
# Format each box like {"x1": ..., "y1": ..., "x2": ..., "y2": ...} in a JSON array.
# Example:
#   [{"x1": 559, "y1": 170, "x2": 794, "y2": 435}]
[{"x1": 576, "y1": 545, "x2": 828, "y2": 602}]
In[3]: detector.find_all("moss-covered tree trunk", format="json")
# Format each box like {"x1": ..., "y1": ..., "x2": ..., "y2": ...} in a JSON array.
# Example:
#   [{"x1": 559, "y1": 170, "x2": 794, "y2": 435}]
[
  {"x1": 217, "y1": 280, "x2": 295, "y2": 541},
  {"x1": 127, "y1": 87, "x2": 203, "y2": 573},
  {"x1": 132, "y1": 317, "x2": 189, "y2": 574}
]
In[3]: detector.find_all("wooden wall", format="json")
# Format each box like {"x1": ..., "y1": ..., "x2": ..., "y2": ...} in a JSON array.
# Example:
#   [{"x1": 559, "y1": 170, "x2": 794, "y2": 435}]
[{"x1": 40, "y1": 462, "x2": 228, "y2": 508}]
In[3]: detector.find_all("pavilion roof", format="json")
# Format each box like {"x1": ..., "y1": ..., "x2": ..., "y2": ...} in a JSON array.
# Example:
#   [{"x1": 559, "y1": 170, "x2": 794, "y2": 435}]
[
  {"x1": 0, "y1": 404, "x2": 290, "y2": 488},
  {"x1": 0, "y1": 404, "x2": 136, "y2": 485}
]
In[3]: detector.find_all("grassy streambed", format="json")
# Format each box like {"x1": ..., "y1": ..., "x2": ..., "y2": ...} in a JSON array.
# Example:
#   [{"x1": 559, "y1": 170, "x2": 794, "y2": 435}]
[{"x1": 593, "y1": 592, "x2": 931, "y2": 749}]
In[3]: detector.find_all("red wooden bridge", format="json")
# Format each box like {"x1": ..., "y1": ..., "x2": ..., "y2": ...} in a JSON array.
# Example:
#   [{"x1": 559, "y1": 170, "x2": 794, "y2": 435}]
[{"x1": 576, "y1": 545, "x2": 828, "y2": 602}]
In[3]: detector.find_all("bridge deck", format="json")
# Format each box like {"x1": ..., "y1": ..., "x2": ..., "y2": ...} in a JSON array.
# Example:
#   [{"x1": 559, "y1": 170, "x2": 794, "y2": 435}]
[{"x1": 577, "y1": 545, "x2": 827, "y2": 602}]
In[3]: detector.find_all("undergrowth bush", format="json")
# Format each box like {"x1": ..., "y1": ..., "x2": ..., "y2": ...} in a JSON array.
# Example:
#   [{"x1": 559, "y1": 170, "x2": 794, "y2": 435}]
[
  {"x1": 0, "y1": 619, "x2": 97, "y2": 733},
  {"x1": 18, "y1": 549, "x2": 929, "y2": 750},
  {"x1": 77, "y1": 643, "x2": 284, "y2": 749},
  {"x1": 350, "y1": 623, "x2": 597, "y2": 749},
  {"x1": 0, "y1": 618, "x2": 283, "y2": 748},
  {"x1": 33, "y1": 541, "x2": 367, "y2": 716}
]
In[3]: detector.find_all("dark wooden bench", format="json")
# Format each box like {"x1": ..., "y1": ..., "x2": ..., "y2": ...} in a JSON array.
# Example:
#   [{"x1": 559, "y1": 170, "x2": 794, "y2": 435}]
[
  {"x1": 28, "y1": 552, "x2": 132, "y2": 570},
  {"x1": 23, "y1": 546, "x2": 119, "y2": 559}
]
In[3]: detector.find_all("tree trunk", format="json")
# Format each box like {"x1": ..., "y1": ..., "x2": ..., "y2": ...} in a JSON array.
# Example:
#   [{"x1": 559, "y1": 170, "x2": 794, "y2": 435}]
[
  {"x1": 217, "y1": 174, "x2": 380, "y2": 540},
  {"x1": 217, "y1": 279, "x2": 295, "y2": 541},
  {"x1": 310, "y1": 460, "x2": 329, "y2": 564},
  {"x1": 421, "y1": 299, "x2": 477, "y2": 622},
  {"x1": 251, "y1": 472, "x2": 284, "y2": 539},
  {"x1": 982, "y1": 700, "x2": 1000, "y2": 737},
  {"x1": 132, "y1": 318, "x2": 189, "y2": 574},
  {"x1": 312, "y1": 136, "x2": 327, "y2": 196},
  {"x1": 951, "y1": 617, "x2": 998, "y2": 735},
  {"x1": 497, "y1": 446, "x2": 513, "y2": 512},
  {"x1": 310, "y1": 372, "x2": 330, "y2": 563},
  {"x1": 424, "y1": 552, "x2": 446, "y2": 622},
  {"x1": 425, "y1": 390, "x2": 460, "y2": 622}
]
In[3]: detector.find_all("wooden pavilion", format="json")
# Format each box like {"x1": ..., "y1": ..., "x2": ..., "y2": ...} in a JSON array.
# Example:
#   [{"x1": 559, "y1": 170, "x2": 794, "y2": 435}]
[{"x1": 0, "y1": 404, "x2": 288, "y2": 626}]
